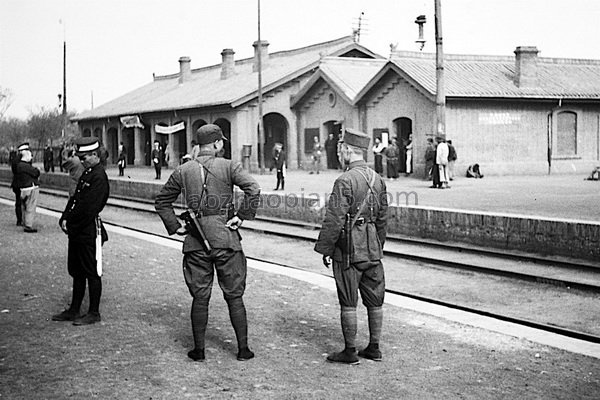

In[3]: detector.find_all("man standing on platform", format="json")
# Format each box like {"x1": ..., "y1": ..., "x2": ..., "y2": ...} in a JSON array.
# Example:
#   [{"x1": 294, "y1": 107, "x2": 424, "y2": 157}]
[
  {"x1": 43, "y1": 143, "x2": 54, "y2": 173},
  {"x1": 53, "y1": 137, "x2": 110, "y2": 326},
  {"x1": 155, "y1": 124, "x2": 261, "y2": 362},
  {"x1": 152, "y1": 140, "x2": 162, "y2": 179},
  {"x1": 372, "y1": 137, "x2": 385, "y2": 176},
  {"x1": 315, "y1": 128, "x2": 388, "y2": 365}
]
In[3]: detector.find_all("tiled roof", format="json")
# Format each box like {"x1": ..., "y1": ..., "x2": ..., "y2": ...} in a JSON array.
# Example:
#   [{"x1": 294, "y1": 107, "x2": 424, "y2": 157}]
[
  {"x1": 389, "y1": 51, "x2": 600, "y2": 99},
  {"x1": 291, "y1": 57, "x2": 387, "y2": 107},
  {"x1": 73, "y1": 36, "x2": 381, "y2": 121}
]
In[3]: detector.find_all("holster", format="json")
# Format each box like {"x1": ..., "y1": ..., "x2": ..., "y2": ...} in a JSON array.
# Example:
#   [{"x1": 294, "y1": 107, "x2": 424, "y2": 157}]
[{"x1": 179, "y1": 210, "x2": 212, "y2": 252}]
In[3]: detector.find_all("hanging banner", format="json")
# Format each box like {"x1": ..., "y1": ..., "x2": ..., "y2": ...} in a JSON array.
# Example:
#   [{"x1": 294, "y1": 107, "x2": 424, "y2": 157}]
[
  {"x1": 155, "y1": 122, "x2": 185, "y2": 134},
  {"x1": 120, "y1": 115, "x2": 144, "y2": 129}
]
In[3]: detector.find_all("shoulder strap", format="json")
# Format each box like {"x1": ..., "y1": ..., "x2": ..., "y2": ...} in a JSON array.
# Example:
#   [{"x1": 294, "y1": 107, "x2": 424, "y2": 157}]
[
  {"x1": 181, "y1": 161, "x2": 207, "y2": 212},
  {"x1": 350, "y1": 168, "x2": 377, "y2": 228}
]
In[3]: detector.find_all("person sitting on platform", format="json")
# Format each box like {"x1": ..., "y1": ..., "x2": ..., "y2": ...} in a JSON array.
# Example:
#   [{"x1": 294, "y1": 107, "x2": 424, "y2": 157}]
[
  {"x1": 466, "y1": 163, "x2": 484, "y2": 179},
  {"x1": 585, "y1": 166, "x2": 600, "y2": 181}
]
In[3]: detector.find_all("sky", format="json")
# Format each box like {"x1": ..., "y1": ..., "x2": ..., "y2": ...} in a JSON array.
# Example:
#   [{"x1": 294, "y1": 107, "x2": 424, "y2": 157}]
[{"x1": 1, "y1": 0, "x2": 600, "y2": 120}]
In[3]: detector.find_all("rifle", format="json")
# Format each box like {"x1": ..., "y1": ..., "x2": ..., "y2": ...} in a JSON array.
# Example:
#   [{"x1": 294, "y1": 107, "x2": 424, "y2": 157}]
[{"x1": 179, "y1": 210, "x2": 212, "y2": 252}]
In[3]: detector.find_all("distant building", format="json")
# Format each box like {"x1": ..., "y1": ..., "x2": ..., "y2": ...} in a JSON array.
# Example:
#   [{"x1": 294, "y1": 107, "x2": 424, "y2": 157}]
[
  {"x1": 72, "y1": 36, "x2": 380, "y2": 170},
  {"x1": 73, "y1": 39, "x2": 600, "y2": 175}
]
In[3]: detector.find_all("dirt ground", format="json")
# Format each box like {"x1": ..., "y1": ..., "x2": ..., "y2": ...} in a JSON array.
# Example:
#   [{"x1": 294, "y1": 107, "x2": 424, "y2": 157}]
[{"x1": 1, "y1": 207, "x2": 599, "y2": 399}]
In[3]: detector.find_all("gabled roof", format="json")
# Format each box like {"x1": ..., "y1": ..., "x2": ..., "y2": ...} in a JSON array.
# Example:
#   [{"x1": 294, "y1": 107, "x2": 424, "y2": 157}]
[
  {"x1": 290, "y1": 57, "x2": 387, "y2": 108},
  {"x1": 375, "y1": 50, "x2": 600, "y2": 100},
  {"x1": 73, "y1": 36, "x2": 382, "y2": 121}
]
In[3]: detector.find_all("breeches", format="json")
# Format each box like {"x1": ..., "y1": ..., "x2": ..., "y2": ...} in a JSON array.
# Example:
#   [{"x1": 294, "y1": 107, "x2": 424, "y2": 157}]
[
  {"x1": 20, "y1": 187, "x2": 39, "y2": 228},
  {"x1": 332, "y1": 260, "x2": 385, "y2": 308},
  {"x1": 183, "y1": 249, "x2": 247, "y2": 300},
  {"x1": 68, "y1": 240, "x2": 98, "y2": 278}
]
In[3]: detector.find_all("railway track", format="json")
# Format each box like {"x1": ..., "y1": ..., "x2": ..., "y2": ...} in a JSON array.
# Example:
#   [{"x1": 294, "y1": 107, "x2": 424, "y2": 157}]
[
  {"x1": 2, "y1": 185, "x2": 598, "y2": 294},
  {"x1": 32, "y1": 200, "x2": 600, "y2": 345},
  {"x1": 1, "y1": 192, "x2": 600, "y2": 347}
]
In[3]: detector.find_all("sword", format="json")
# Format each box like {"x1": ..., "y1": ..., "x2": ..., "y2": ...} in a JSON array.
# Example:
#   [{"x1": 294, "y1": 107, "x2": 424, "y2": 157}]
[{"x1": 96, "y1": 217, "x2": 103, "y2": 276}]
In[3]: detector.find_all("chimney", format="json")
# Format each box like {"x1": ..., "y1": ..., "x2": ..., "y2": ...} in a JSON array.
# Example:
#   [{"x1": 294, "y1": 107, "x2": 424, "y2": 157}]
[
  {"x1": 252, "y1": 40, "x2": 269, "y2": 72},
  {"x1": 514, "y1": 46, "x2": 539, "y2": 88},
  {"x1": 220, "y1": 48, "x2": 235, "y2": 80},
  {"x1": 178, "y1": 56, "x2": 191, "y2": 84}
]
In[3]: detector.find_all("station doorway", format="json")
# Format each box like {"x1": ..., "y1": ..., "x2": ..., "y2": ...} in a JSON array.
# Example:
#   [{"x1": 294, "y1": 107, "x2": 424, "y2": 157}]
[
  {"x1": 393, "y1": 117, "x2": 412, "y2": 173},
  {"x1": 258, "y1": 113, "x2": 288, "y2": 169},
  {"x1": 214, "y1": 118, "x2": 232, "y2": 159}
]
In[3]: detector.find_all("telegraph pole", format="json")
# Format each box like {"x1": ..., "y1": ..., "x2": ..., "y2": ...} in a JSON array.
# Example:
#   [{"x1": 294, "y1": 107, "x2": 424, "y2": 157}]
[
  {"x1": 434, "y1": 0, "x2": 445, "y2": 137},
  {"x1": 60, "y1": 19, "x2": 67, "y2": 137},
  {"x1": 257, "y1": 0, "x2": 265, "y2": 174}
]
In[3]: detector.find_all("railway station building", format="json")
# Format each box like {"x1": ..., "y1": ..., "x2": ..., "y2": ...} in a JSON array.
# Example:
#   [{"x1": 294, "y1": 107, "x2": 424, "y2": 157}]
[{"x1": 73, "y1": 37, "x2": 600, "y2": 176}]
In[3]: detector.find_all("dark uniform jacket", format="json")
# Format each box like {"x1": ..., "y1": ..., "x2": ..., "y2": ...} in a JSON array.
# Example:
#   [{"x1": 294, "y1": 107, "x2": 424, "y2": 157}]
[
  {"x1": 15, "y1": 161, "x2": 40, "y2": 189},
  {"x1": 273, "y1": 150, "x2": 285, "y2": 170},
  {"x1": 151, "y1": 149, "x2": 162, "y2": 165},
  {"x1": 315, "y1": 160, "x2": 388, "y2": 263},
  {"x1": 10, "y1": 151, "x2": 19, "y2": 189},
  {"x1": 155, "y1": 151, "x2": 261, "y2": 253},
  {"x1": 60, "y1": 163, "x2": 109, "y2": 243}
]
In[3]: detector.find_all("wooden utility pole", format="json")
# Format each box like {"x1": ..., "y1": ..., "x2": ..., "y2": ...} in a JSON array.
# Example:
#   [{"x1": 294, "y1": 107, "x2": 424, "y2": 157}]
[
  {"x1": 434, "y1": 0, "x2": 445, "y2": 137},
  {"x1": 60, "y1": 19, "x2": 67, "y2": 137},
  {"x1": 257, "y1": 0, "x2": 265, "y2": 174}
]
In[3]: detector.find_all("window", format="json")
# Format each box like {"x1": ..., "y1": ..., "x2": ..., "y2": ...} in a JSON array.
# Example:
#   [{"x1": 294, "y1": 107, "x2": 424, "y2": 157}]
[
  {"x1": 304, "y1": 128, "x2": 320, "y2": 153},
  {"x1": 556, "y1": 111, "x2": 577, "y2": 156}
]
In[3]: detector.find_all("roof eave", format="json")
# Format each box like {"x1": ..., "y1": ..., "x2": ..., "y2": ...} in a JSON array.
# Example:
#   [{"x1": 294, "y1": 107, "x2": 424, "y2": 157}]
[{"x1": 354, "y1": 62, "x2": 436, "y2": 105}]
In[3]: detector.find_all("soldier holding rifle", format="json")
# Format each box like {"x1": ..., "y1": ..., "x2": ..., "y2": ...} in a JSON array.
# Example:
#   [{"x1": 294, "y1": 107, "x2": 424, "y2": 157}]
[
  {"x1": 315, "y1": 128, "x2": 388, "y2": 365},
  {"x1": 53, "y1": 137, "x2": 109, "y2": 326},
  {"x1": 155, "y1": 124, "x2": 261, "y2": 362}
]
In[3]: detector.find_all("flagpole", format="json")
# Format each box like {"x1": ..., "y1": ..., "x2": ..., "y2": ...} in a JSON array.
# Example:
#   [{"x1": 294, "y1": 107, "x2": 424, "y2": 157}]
[{"x1": 257, "y1": 0, "x2": 265, "y2": 174}]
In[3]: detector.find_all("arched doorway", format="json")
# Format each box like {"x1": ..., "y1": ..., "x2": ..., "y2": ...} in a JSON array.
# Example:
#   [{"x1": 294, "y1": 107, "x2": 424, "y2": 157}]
[
  {"x1": 214, "y1": 118, "x2": 232, "y2": 159},
  {"x1": 169, "y1": 120, "x2": 186, "y2": 164},
  {"x1": 122, "y1": 128, "x2": 135, "y2": 165},
  {"x1": 107, "y1": 127, "x2": 118, "y2": 165},
  {"x1": 259, "y1": 113, "x2": 288, "y2": 168},
  {"x1": 393, "y1": 117, "x2": 412, "y2": 173},
  {"x1": 324, "y1": 120, "x2": 342, "y2": 169}
]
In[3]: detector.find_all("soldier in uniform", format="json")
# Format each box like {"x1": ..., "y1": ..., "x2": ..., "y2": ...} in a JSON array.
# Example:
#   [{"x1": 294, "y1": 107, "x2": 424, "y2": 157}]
[
  {"x1": 155, "y1": 124, "x2": 261, "y2": 362},
  {"x1": 315, "y1": 128, "x2": 388, "y2": 365},
  {"x1": 53, "y1": 137, "x2": 110, "y2": 326}
]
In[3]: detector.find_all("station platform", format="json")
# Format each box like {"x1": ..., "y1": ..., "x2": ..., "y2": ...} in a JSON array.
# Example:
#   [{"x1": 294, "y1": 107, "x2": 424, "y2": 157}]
[
  {"x1": 1, "y1": 163, "x2": 598, "y2": 222},
  {"x1": 0, "y1": 203, "x2": 599, "y2": 399}
]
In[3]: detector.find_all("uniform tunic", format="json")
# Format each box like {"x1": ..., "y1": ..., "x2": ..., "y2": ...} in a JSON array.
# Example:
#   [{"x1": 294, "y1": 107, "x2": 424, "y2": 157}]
[
  {"x1": 155, "y1": 151, "x2": 260, "y2": 300},
  {"x1": 60, "y1": 163, "x2": 109, "y2": 278},
  {"x1": 315, "y1": 160, "x2": 388, "y2": 307}
]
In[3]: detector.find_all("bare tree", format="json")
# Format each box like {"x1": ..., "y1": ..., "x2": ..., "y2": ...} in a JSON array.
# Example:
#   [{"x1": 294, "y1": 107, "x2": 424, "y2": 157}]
[{"x1": 0, "y1": 87, "x2": 13, "y2": 121}]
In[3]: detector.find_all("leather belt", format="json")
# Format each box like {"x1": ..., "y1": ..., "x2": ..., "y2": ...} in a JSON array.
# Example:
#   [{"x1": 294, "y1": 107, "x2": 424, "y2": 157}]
[{"x1": 198, "y1": 208, "x2": 228, "y2": 217}]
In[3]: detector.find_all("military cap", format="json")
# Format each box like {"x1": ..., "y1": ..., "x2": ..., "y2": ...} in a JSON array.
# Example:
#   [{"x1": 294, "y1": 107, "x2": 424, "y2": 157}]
[
  {"x1": 197, "y1": 124, "x2": 227, "y2": 145},
  {"x1": 17, "y1": 142, "x2": 30, "y2": 151},
  {"x1": 74, "y1": 137, "x2": 100, "y2": 155},
  {"x1": 339, "y1": 128, "x2": 370, "y2": 150}
]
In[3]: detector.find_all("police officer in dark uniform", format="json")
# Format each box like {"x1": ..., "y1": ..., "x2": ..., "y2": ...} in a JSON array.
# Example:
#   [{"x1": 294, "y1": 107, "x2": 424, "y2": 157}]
[
  {"x1": 53, "y1": 137, "x2": 110, "y2": 326},
  {"x1": 315, "y1": 128, "x2": 388, "y2": 365},
  {"x1": 155, "y1": 124, "x2": 261, "y2": 362}
]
